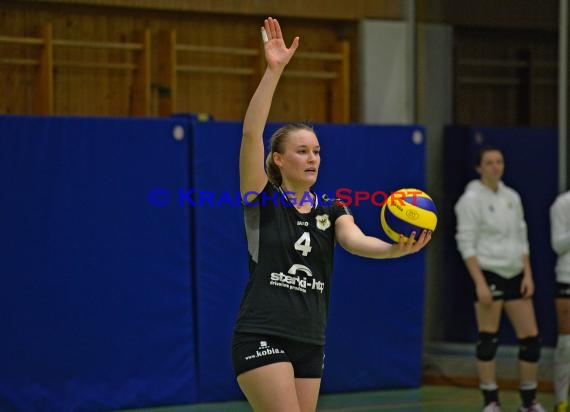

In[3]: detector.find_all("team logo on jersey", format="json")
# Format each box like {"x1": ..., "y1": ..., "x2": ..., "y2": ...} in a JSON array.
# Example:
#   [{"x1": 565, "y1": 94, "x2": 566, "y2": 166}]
[
  {"x1": 316, "y1": 214, "x2": 330, "y2": 231},
  {"x1": 269, "y1": 264, "x2": 325, "y2": 294}
]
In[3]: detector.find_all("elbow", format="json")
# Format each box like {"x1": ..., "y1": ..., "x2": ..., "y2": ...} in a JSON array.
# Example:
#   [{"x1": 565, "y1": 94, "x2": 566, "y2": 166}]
[
  {"x1": 457, "y1": 242, "x2": 475, "y2": 260},
  {"x1": 337, "y1": 237, "x2": 352, "y2": 254}
]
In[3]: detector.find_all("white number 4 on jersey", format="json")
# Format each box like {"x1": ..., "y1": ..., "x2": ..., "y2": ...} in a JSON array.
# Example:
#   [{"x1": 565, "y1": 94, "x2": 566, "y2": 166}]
[{"x1": 294, "y1": 232, "x2": 312, "y2": 256}]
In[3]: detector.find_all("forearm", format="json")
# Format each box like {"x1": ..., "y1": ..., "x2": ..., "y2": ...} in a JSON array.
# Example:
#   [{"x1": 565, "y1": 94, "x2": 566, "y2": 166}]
[
  {"x1": 341, "y1": 234, "x2": 396, "y2": 259},
  {"x1": 239, "y1": 66, "x2": 284, "y2": 193},
  {"x1": 464, "y1": 256, "x2": 487, "y2": 287},
  {"x1": 242, "y1": 67, "x2": 283, "y2": 138}
]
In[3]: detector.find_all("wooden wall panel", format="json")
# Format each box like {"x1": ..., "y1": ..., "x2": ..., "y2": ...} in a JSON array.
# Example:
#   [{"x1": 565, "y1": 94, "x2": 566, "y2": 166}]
[
  {"x1": 0, "y1": 2, "x2": 358, "y2": 121},
  {"x1": 420, "y1": 0, "x2": 557, "y2": 31},
  {"x1": 0, "y1": 5, "x2": 33, "y2": 114},
  {"x1": 453, "y1": 28, "x2": 557, "y2": 127},
  {"x1": 2, "y1": 65, "x2": 36, "y2": 114},
  {"x1": 530, "y1": 39, "x2": 557, "y2": 127}
]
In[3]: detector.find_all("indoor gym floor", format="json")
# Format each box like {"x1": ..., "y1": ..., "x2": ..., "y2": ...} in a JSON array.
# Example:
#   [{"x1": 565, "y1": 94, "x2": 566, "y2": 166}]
[{"x1": 117, "y1": 385, "x2": 555, "y2": 412}]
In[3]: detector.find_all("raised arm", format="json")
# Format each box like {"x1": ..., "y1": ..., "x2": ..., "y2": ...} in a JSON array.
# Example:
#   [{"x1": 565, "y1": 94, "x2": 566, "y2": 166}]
[{"x1": 239, "y1": 17, "x2": 299, "y2": 197}]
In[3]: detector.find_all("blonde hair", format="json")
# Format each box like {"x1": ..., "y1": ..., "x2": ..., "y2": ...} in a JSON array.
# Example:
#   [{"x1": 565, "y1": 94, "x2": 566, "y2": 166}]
[{"x1": 265, "y1": 123, "x2": 315, "y2": 186}]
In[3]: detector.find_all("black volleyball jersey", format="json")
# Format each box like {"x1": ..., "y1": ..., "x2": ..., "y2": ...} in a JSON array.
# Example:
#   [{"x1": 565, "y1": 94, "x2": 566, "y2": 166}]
[{"x1": 234, "y1": 182, "x2": 351, "y2": 345}]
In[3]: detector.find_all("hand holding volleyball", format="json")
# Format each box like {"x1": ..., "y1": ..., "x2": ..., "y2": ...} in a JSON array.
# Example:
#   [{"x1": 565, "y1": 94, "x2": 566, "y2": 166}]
[{"x1": 380, "y1": 188, "x2": 438, "y2": 243}]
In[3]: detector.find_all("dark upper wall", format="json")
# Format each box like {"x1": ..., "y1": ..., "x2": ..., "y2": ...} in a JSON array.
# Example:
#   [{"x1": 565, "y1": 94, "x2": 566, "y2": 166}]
[
  {"x1": 25, "y1": 0, "x2": 405, "y2": 20},
  {"x1": 420, "y1": 0, "x2": 558, "y2": 31},
  {"x1": 29, "y1": 0, "x2": 559, "y2": 30}
]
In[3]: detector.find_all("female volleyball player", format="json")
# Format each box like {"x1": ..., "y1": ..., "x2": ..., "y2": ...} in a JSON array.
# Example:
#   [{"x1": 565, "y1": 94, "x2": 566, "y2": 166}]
[
  {"x1": 231, "y1": 17, "x2": 431, "y2": 412},
  {"x1": 551, "y1": 190, "x2": 570, "y2": 412},
  {"x1": 455, "y1": 146, "x2": 545, "y2": 412}
]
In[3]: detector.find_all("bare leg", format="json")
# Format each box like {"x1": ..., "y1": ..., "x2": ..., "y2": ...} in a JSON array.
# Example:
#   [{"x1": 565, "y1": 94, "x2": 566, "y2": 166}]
[
  {"x1": 504, "y1": 299, "x2": 539, "y2": 382},
  {"x1": 474, "y1": 300, "x2": 503, "y2": 384},
  {"x1": 504, "y1": 298, "x2": 542, "y2": 408},
  {"x1": 237, "y1": 362, "x2": 301, "y2": 412},
  {"x1": 295, "y1": 378, "x2": 321, "y2": 412}
]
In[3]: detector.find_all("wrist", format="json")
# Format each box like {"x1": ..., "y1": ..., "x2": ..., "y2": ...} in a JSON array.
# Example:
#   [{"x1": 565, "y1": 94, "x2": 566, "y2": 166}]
[
  {"x1": 266, "y1": 65, "x2": 285, "y2": 76},
  {"x1": 387, "y1": 244, "x2": 402, "y2": 259}
]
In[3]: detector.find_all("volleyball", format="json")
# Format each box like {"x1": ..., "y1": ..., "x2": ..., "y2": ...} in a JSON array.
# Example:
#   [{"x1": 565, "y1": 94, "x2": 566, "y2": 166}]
[{"x1": 380, "y1": 188, "x2": 438, "y2": 243}]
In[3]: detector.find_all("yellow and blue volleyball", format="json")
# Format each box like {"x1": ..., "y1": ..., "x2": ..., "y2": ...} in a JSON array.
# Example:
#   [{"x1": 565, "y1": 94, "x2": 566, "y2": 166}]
[{"x1": 380, "y1": 188, "x2": 437, "y2": 243}]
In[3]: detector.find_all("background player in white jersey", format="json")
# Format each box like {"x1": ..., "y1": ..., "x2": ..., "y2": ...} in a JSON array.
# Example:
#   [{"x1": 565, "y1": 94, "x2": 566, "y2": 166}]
[
  {"x1": 455, "y1": 146, "x2": 545, "y2": 412},
  {"x1": 551, "y1": 190, "x2": 570, "y2": 412},
  {"x1": 232, "y1": 17, "x2": 431, "y2": 412}
]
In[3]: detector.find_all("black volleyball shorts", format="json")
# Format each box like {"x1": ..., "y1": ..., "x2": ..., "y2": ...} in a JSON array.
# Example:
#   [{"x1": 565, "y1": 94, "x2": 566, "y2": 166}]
[
  {"x1": 556, "y1": 282, "x2": 570, "y2": 299},
  {"x1": 474, "y1": 271, "x2": 524, "y2": 302},
  {"x1": 231, "y1": 332, "x2": 324, "y2": 378}
]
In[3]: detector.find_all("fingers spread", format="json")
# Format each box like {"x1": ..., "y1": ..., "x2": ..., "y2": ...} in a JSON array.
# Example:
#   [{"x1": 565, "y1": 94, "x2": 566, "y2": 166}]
[
  {"x1": 268, "y1": 17, "x2": 278, "y2": 39},
  {"x1": 274, "y1": 18, "x2": 283, "y2": 39},
  {"x1": 289, "y1": 36, "x2": 300, "y2": 52},
  {"x1": 263, "y1": 19, "x2": 272, "y2": 41}
]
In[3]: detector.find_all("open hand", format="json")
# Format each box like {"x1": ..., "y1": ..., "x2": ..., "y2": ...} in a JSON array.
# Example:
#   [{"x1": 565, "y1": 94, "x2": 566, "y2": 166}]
[
  {"x1": 520, "y1": 274, "x2": 534, "y2": 298},
  {"x1": 262, "y1": 17, "x2": 299, "y2": 70},
  {"x1": 390, "y1": 230, "x2": 432, "y2": 258},
  {"x1": 475, "y1": 283, "x2": 493, "y2": 305}
]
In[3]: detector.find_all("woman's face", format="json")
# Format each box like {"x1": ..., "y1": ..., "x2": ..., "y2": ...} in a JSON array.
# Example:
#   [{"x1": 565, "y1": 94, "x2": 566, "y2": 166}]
[
  {"x1": 274, "y1": 129, "x2": 320, "y2": 189},
  {"x1": 476, "y1": 150, "x2": 504, "y2": 184}
]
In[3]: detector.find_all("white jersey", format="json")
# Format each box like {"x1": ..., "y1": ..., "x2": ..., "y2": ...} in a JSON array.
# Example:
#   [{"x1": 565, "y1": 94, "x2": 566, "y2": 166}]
[
  {"x1": 455, "y1": 180, "x2": 529, "y2": 278},
  {"x1": 550, "y1": 191, "x2": 570, "y2": 283}
]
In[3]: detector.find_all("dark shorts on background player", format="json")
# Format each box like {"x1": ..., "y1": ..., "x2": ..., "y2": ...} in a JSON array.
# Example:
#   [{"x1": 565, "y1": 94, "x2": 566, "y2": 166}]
[
  {"x1": 232, "y1": 332, "x2": 324, "y2": 378},
  {"x1": 473, "y1": 271, "x2": 524, "y2": 302},
  {"x1": 556, "y1": 282, "x2": 570, "y2": 299}
]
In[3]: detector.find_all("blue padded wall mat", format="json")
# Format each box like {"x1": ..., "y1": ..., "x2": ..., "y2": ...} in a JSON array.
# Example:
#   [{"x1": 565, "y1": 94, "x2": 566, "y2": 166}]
[{"x1": 0, "y1": 115, "x2": 197, "y2": 411}]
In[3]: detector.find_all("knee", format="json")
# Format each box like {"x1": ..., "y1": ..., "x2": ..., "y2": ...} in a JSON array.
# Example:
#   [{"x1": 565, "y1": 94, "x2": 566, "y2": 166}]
[
  {"x1": 518, "y1": 335, "x2": 541, "y2": 362},
  {"x1": 476, "y1": 332, "x2": 499, "y2": 361}
]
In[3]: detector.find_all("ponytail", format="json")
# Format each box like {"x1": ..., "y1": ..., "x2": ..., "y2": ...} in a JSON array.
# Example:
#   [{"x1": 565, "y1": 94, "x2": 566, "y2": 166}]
[{"x1": 266, "y1": 152, "x2": 282, "y2": 186}]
